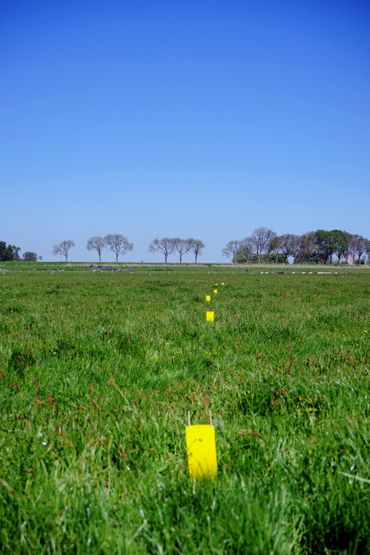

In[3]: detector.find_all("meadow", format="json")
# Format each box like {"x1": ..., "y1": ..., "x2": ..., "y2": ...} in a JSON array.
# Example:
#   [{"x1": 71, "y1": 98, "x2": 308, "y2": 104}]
[{"x1": 0, "y1": 263, "x2": 369, "y2": 554}]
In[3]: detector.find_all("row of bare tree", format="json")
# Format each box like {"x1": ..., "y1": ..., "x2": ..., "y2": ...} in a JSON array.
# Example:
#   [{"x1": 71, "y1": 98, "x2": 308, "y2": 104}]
[
  {"x1": 149, "y1": 238, "x2": 205, "y2": 263},
  {"x1": 53, "y1": 235, "x2": 133, "y2": 263},
  {"x1": 223, "y1": 228, "x2": 370, "y2": 264},
  {"x1": 52, "y1": 236, "x2": 205, "y2": 263}
]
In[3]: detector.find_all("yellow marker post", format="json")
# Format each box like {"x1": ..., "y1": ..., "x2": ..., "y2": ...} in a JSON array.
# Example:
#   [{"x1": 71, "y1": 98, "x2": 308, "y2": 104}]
[
  {"x1": 186, "y1": 424, "x2": 218, "y2": 480},
  {"x1": 206, "y1": 310, "x2": 215, "y2": 322},
  {"x1": 205, "y1": 294, "x2": 211, "y2": 302},
  {"x1": 213, "y1": 288, "x2": 218, "y2": 294}
]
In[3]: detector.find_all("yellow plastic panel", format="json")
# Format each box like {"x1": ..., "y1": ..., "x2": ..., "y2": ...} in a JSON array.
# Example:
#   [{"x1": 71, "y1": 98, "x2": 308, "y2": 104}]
[
  {"x1": 186, "y1": 424, "x2": 218, "y2": 480},
  {"x1": 206, "y1": 310, "x2": 215, "y2": 322}
]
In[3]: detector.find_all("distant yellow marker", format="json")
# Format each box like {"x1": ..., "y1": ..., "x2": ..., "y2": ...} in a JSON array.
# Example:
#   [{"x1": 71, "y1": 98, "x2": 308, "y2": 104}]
[
  {"x1": 213, "y1": 288, "x2": 218, "y2": 294},
  {"x1": 206, "y1": 310, "x2": 214, "y2": 322},
  {"x1": 205, "y1": 294, "x2": 211, "y2": 302},
  {"x1": 186, "y1": 424, "x2": 218, "y2": 480}
]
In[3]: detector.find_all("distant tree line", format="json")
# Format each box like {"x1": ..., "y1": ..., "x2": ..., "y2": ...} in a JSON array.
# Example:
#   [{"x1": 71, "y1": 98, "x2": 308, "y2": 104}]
[
  {"x1": 51, "y1": 236, "x2": 205, "y2": 263},
  {"x1": 149, "y1": 238, "x2": 205, "y2": 263},
  {"x1": 0, "y1": 241, "x2": 39, "y2": 262},
  {"x1": 86, "y1": 235, "x2": 133, "y2": 262},
  {"x1": 50, "y1": 235, "x2": 134, "y2": 262},
  {"x1": 86, "y1": 236, "x2": 204, "y2": 263},
  {"x1": 2, "y1": 229, "x2": 369, "y2": 265},
  {"x1": 223, "y1": 228, "x2": 370, "y2": 264}
]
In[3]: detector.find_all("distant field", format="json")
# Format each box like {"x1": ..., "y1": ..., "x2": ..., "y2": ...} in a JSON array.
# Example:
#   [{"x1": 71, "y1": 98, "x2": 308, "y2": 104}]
[{"x1": 0, "y1": 263, "x2": 369, "y2": 554}]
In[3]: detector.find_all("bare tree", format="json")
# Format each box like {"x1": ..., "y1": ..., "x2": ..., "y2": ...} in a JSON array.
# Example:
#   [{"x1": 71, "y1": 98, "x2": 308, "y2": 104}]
[
  {"x1": 348, "y1": 234, "x2": 367, "y2": 263},
  {"x1": 104, "y1": 234, "x2": 133, "y2": 262},
  {"x1": 87, "y1": 236, "x2": 105, "y2": 262},
  {"x1": 149, "y1": 238, "x2": 175, "y2": 263},
  {"x1": 174, "y1": 238, "x2": 192, "y2": 263},
  {"x1": 238, "y1": 237, "x2": 254, "y2": 261},
  {"x1": 275, "y1": 234, "x2": 301, "y2": 263},
  {"x1": 295, "y1": 232, "x2": 318, "y2": 263},
  {"x1": 52, "y1": 240, "x2": 75, "y2": 262},
  {"x1": 222, "y1": 240, "x2": 241, "y2": 262},
  {"x1": 249, "y1": 227, "x2": 276, "y2": 261},
  {"x1": 189, "y1": 239, "x2": 205, "y2": 263}
]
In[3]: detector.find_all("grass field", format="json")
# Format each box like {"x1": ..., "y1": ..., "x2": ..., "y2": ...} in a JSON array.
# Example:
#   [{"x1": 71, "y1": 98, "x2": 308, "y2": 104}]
[{"x1": 0, "y1": 263, "x2": 369, "y2": 554}]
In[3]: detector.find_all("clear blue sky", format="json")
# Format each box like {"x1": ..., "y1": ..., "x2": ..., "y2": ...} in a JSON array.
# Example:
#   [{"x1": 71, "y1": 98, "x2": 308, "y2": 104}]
[{"x1": 1, "y1": 0, "x2": 369, "y2": 262}]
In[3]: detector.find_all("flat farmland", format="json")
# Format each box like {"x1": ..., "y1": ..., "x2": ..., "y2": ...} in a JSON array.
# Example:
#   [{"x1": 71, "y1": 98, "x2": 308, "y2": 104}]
[{"x1": 0, "y1": 264, "x2": 369, "y2": 554}]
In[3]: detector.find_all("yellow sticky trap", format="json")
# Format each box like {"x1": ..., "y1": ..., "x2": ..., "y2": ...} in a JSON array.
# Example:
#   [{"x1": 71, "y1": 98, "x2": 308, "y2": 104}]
[
  {"x1": 213, "y1": 289, "x2": 218, "y2": 294},
  {"x1": 186, "y1": 424, "x2": 218, "y2": 480},
  {"x1": 206, "y1": 310, "x2": 214, "y2": 322},
  {"x1": 205, "y1": 294, "x2": 211, "y2": 302}
]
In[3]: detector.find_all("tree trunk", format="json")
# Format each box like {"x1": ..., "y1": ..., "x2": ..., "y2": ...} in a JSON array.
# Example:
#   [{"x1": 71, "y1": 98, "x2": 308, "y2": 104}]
[
  {"x1": 165, "y1": 253, "x2": 168, "y2": 263},
  {"x1": 115, "y1": 252, "x2": 118, "y2": 262}
]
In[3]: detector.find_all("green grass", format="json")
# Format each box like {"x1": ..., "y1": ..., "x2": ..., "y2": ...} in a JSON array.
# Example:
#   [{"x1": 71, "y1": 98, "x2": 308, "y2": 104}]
[{"x1": 0, "y1": 263, "x2": 369, "y2": 554}]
